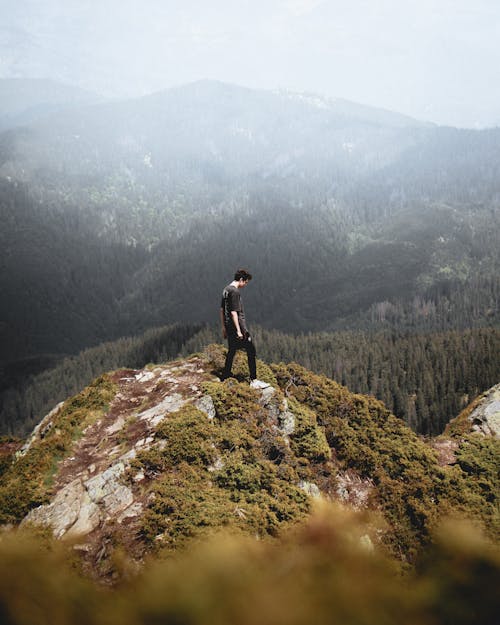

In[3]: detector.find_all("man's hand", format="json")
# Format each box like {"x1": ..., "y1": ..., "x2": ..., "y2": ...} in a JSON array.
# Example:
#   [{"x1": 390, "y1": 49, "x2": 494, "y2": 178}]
[{"x1": 237, "y1": 330, "x2": 244, "y2": 339}]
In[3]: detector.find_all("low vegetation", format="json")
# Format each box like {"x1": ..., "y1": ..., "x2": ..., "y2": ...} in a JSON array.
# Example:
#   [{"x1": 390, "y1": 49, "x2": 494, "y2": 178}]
[
  {"x1": 0, "y1": 506, "x2": 497, "y2": 625},
  {"x1": 270, "y1": 361, "x2": 500, "y2": 559},
  {"x1": 131, "y1": 377, "x2": 312, "y2": 550},
  {"x1": 0, "y1": 375, "x2": 116, "y2": 523}
]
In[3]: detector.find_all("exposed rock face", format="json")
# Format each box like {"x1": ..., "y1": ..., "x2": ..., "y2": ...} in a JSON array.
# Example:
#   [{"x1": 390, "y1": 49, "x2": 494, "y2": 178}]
[
  {"x1": 195, "y1": 395, "x2": 216, "y2": 420},
  {"x1": 20, "y1": 359, "x2": 215, "y2": 541},
  {"x1": 298, "y1": 480, "x2": 321, "y2": 498},
  {"x1": 17, "y1": 356, "x2": 322, "y2": 553},
  {"x1": 24, "y1": 478, "x2": 98, "y2": 538},
  {"x1": 467, "y1": 384, "x2": 500, "y2": 437},
  {"x1": 24, "y1": 461, "x2": 142, "y2": 540},
  {"x1": 18, "y1": 402, "x2": 64, "y2": 457},
  {"x1": 257, "y1": 385, "x2": 295, "y2": 435},
  {"x1": 137, "y1": 393, "x2": 186, "y2": 426}
]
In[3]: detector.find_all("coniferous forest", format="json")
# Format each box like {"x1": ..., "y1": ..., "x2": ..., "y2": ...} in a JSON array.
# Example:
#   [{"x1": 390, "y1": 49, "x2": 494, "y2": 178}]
[{"x1": 1, "y1": 323, "x2": 498, "y2": 437}]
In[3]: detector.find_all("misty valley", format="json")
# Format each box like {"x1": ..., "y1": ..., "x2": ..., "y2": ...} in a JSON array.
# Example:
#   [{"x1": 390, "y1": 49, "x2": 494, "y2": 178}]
[{"x1": 0, "y1": 78, "x2": 499, "y2": 438}]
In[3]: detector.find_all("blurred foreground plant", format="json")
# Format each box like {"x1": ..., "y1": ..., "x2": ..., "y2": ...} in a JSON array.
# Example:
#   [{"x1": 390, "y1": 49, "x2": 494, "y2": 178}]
[{"x1": 0, "y1": 504, "x2": 497, "y2": 625}]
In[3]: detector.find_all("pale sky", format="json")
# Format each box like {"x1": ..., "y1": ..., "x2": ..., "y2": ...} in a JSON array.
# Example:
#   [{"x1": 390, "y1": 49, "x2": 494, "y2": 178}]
[{"x1": 1, "y1": 0, "x2": 499, "y2": 127}]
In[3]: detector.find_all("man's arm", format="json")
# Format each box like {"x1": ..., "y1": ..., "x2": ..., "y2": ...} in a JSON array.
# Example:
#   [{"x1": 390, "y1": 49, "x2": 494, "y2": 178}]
[
  {"x1": 220, "y1": 307, "x2": 227, "y2": 339},
  {"x1": 231, "y1": 311, "x2": 243, "y2": 338}
]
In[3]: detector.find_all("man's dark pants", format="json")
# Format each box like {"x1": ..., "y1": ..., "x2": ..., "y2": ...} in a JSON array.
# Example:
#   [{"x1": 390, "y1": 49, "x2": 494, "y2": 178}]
[{"x1": 223, "y1": 332, "x2": 256, "y2": 379}]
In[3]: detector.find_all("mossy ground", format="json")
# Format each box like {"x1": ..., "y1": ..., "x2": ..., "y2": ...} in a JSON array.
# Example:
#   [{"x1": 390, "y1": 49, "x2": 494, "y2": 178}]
[
  {"x1": 131, "y1": 376, "x2": 323, "y2": 551},
  {"x1": 0, "y1": 348, "x2": 498, "y2": 574},
  {"x1": 271, "y1": 362, "x2": 500, "y2": 560},
  {"x1": 0, "y1": 375, "x2": 116, "y2": 523}
]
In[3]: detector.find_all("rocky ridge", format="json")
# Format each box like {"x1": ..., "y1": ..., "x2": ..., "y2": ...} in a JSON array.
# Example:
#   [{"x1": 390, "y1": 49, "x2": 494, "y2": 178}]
[
  {"x1": 1, "y1": 347, "x2": 498, "y2": 580},
  {"x1": 20, "y1": 357, "x2": 304, "y2": 542},
  {"x1": 466, "y1": 383, "x2": 500, "y2": 437}
]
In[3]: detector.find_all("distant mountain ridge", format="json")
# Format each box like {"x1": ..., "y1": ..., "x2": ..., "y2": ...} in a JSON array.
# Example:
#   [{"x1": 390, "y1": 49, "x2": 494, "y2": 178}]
[
  {"x1": 276, "y1": 87, "x2": 431, "y2": 128},
  {"x1": 0, "y1": 78, "x2": 103, "y2": 131},
  {"x1": 0, "y1": 78, "x2": 431, "y2": 192},
  {"x1": 0, "y1": 79, "x2": 498, "y2": 370}
]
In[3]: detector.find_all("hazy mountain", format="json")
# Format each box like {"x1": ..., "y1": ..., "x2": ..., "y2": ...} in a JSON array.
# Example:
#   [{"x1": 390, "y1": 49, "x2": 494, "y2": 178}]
[
  {"x1": 0, "y1": 80, "x2": 431, "y2": 231},
  {"x1": 0, "y1": 80, "x2": 498, "y2": 368},
  {"x1": 0, "y1": 78, "x2": 102, "y2": 131}
]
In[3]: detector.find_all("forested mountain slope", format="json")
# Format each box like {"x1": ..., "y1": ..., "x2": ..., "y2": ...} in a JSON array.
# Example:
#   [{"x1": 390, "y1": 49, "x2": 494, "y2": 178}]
[{"x1": 1, "y1": 80, "x2": 498, "y2": 408}]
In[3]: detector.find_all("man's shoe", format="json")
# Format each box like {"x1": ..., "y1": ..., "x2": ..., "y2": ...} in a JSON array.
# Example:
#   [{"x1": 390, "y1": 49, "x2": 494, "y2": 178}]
[{"x1": 250, "y1": 379, "x2": 271, "y2": 390}]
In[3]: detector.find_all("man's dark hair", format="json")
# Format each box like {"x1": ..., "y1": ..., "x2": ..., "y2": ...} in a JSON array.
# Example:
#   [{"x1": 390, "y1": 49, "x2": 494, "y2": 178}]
[{"x1": 234, "y1": 268, "x2": 252, "y2": 282}]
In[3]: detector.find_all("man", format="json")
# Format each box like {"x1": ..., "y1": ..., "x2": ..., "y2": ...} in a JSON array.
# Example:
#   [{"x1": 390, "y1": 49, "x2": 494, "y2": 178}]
[{"x1": 220, "y1": 268, "x2": 269, "y2": 389}]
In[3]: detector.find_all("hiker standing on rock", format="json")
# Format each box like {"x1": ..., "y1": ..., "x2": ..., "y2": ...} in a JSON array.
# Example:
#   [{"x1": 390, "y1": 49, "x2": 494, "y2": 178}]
[{"x1": 220, "y1": 269, "x2": 269, "y2": 389}]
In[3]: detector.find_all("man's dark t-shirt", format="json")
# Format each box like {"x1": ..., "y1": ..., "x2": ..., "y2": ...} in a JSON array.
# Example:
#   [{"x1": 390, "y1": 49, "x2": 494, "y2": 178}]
[{"x1": 221, "y1": 284, "x2": 248, "y2": 335}]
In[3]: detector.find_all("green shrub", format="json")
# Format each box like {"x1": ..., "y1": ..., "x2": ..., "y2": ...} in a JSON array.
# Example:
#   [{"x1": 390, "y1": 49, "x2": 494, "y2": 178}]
[
  {"x1": 287, "y1": 398, "x2": 331, "y2": 462},
  {"x1": 154, "y1": 405, "x2": 216, "y2": 468},
  {"x1": 270, "y1": 361, "x2": 499, "y2": 559}
]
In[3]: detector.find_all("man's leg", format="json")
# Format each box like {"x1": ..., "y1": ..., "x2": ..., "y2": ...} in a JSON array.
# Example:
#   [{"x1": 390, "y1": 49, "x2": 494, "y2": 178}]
[
  {"x1": 222, "y1": 335, "x2": 237, "y2": 379},
  {"x1": 243, "y1": 336, "x2": 257, "y2": 380}
]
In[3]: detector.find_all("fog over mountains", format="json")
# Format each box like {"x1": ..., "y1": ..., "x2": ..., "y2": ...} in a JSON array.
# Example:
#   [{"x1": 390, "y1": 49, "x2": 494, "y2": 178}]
[
  {"x1": 1, "y1": 78, "x2": 499, "y2": 365},
  {"x1": 3, "y1": 0, "x2": 499, "y2": 128},
  {"x1": 0, "y1": 78, "x2": 102, "y2": 132}
]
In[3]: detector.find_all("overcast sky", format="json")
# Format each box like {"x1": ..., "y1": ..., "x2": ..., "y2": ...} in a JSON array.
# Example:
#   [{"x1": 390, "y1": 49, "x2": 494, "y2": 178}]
[{"x1": 1, "y1": 0, "x2": 499, "y2": 127}]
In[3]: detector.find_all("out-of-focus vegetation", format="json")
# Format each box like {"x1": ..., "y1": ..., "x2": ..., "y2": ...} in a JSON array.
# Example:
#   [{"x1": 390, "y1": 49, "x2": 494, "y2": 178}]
[{"x1": 0, "y1": 505, "x2": 497, "y2": 625}]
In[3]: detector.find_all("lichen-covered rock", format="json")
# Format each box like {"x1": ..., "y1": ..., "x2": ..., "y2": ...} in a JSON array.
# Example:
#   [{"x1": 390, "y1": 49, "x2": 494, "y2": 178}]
[
  {"x1": 298, "y1": 480, "x2": 321, "y2": 498},
  {"x1": 23, "y1": 461, "x2": 135, "y2": 539},
  {"x1": 467, "y1": 384, "x2": 500, "y2": 437},
  {"x1": 23, "y1": 478, "x2": 100, "y2": 539},
  {"x1": 85, "y1": 463, "x2": 134, "y2": 515},
  {"x1": 17, "y1": 401, "x2": 65, "y2": 457},
  {"x1": 195, "y1": 395, "x2": 216, "y2": 420},
  {"x1": 278, "y1": 403, "x2": 296, "y2": 436},
  {"x1": 137, "y1": 393, "x2": 186, "y2": 426}
]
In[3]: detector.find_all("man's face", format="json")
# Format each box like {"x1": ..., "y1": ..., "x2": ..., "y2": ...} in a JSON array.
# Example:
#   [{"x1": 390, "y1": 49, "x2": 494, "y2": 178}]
[{"x1": 238, "y1": 279, "x2": 249, "y2": 288}]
